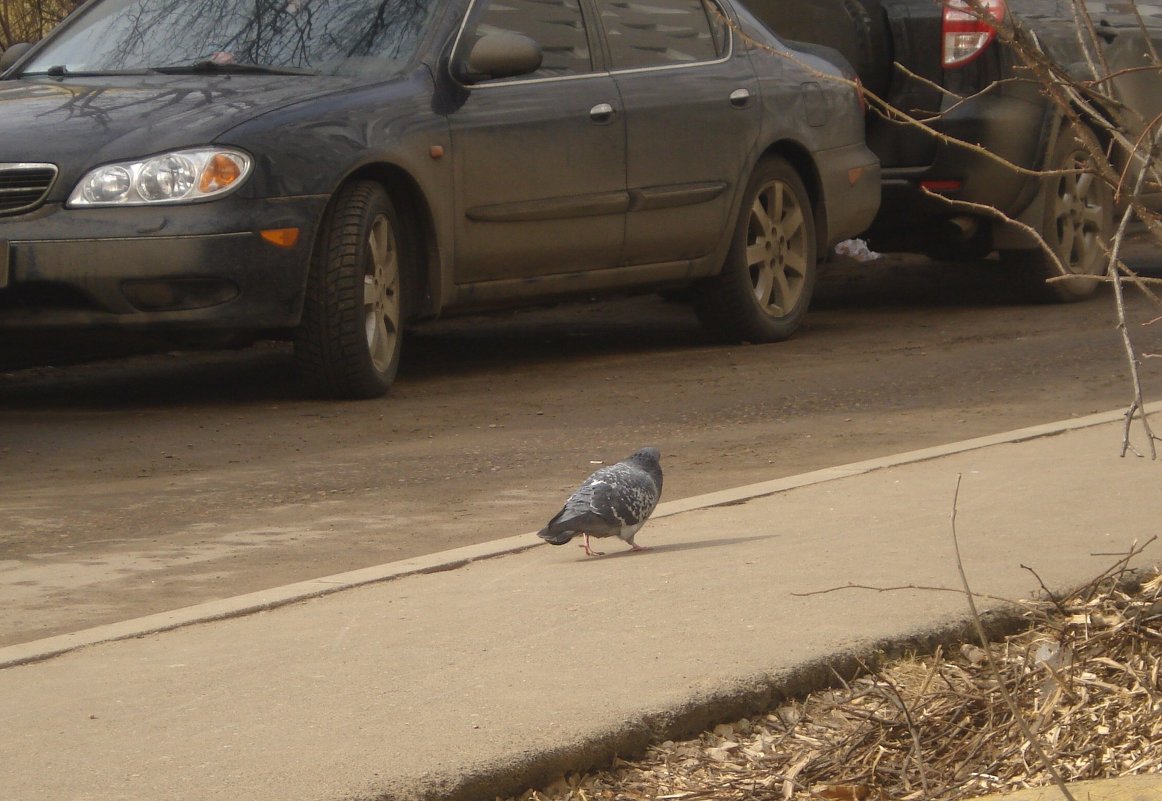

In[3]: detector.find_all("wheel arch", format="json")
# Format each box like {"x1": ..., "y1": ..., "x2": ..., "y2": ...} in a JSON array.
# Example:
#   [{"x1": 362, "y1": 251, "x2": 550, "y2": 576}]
[
  {"x1": 326, "y1": 163, "x2": 442, "y2": 323},
  {"x1": 994, "y1": 109, "x2": 1115, "y2": 251},
  {"x1": 1041, "y1": 108, "x2": 1114, "y2": 170},
  {"x1": 759, "y1": 140, "x2": 829, "y2": 256}
]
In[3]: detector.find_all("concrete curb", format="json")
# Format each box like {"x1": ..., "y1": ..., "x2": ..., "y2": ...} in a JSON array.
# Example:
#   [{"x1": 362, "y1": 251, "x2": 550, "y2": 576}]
[
  {"x1": 3, "y1": 401, "x2": 1156, "y2": 670},
  {"x1": 964, "y1": 774, "x2": 1162, "y2": 801},
  {"x1": 429, "y1": 610, "x2": 1037, "y2": 801}
]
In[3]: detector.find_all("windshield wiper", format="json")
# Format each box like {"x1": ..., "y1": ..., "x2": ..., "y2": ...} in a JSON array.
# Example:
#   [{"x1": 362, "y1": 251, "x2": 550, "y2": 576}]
[
  {"x1": 153, "y1": 60, "x2": 317, "y2": 76},
  {"x1": 21, "y1": 65, "x2": 147, "y2": 77}
]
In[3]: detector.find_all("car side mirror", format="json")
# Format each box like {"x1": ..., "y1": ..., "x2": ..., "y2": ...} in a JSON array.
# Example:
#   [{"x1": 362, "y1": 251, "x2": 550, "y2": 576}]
[
  {"x1": 0, "y1": 42, "x2": 33, "y2": 73},
  {"x1": 453, "y1": 32, "x2": 543, "y2": 84}
]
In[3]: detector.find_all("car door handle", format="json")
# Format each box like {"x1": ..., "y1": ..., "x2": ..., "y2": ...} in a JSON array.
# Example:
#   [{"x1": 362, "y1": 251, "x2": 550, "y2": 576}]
[
  {"x1": 729, "y1": 88, "x2": 751, "y2": 108},
  {"x1": 589, "y1": 103, "x2": 616, "y2": 123}
]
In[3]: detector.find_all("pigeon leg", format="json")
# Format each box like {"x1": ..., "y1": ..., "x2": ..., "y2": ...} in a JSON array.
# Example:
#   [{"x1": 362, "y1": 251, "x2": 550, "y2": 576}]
[
  {"x1": 628, "y1": 543, "x2": 648, "y2": 552},
  {"x1": 578, "y1": 534, "x2": 605, "y2": 557}
]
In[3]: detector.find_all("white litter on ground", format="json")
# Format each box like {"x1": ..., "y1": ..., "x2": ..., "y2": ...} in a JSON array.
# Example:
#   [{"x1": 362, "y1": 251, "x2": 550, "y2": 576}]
[{"x1": 834, "y1": 238, "x2": 882, "y2": 262}]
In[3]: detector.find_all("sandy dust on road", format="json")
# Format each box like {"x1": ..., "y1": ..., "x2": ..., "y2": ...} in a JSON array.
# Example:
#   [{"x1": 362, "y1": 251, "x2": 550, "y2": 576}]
[{"x1": 2, "y1": 248, "x2": 1160, "y2": 647}]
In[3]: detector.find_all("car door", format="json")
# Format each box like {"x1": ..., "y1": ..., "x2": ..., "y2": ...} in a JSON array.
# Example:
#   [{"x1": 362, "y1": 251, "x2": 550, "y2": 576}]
[
  {"x1": 447, "y1": 0, "x2": 627, "y2": 283},
  {"x1": 598, "y1": 0, "x2": 759, "y2": 267}
]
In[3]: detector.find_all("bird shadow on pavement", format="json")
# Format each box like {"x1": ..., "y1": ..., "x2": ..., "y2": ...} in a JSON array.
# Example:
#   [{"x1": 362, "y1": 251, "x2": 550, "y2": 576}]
[{"x1": 572, "y1": 533, "x2": 777, "y2": 561}]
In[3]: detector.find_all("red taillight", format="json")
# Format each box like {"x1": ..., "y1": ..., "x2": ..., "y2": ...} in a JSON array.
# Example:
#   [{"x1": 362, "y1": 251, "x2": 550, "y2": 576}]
[
  {"x1": 920, "y1": 179, "x2": 963, "y2": 192},
  {"x1": 942, "y1": 0, "x2": 1006, "y2": 68}
]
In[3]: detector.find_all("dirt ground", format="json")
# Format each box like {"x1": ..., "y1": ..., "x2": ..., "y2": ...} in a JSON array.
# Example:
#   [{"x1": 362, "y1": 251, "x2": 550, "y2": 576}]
[{"x1": 2, "y1": 244, "x2": 1161, "y2": 647}]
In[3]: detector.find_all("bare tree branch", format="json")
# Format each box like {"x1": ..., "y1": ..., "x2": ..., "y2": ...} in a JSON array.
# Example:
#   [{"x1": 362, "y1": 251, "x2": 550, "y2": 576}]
[{"x1": 948, "y1": 473, "x2": 1078, "y2": 801}]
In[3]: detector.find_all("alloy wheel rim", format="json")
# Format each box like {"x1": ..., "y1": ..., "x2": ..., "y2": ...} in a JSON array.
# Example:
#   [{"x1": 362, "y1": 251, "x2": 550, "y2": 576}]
[
  {"x1": 362, "y1": 214, "x2": 401, "y2": 373},
  {"x1": 746, "y1": 179, "x2": 807, "y2": 317},
  {"x1": 1051, "y1": 159, "x2": 1106, "y2": 276}
]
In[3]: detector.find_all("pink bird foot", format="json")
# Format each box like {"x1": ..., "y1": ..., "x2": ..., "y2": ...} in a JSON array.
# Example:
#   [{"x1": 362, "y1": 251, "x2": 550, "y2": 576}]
[{"x1": 578, "y1": 534, "x2": 605, "y2": 556}]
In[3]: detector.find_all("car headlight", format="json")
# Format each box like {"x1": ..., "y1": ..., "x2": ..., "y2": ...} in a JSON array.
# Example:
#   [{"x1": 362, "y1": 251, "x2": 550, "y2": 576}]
[{"x1": 68, "y1": 148, "x2": 252, "y2": 207}]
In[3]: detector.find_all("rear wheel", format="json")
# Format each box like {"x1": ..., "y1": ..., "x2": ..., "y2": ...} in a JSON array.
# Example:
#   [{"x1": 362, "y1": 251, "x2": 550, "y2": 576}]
[
  {"x1": 1001, "y1": 122, "x2": 1113, "y2": 303},
  {"x1": 696, "y1": 157, "x2": 817, "y2": 343},
  {"x1": 294, "y1": 181, "x2": 405, "y2": 399}
]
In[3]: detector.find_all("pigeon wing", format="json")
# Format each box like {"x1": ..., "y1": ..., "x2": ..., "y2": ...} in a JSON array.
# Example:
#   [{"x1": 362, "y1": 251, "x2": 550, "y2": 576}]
[
  {"x1": 537, "y1": 469, "x2": 623, "y2": 544},
  {"x1": 582, "y1": 462, "x2": 660, "y2": 527},
  {"x1": 595, "y1": 461, "x2": 661, "y2": 536},
  {"x1": 537, "y1": 457, "x2": 661, "y2": 546}
]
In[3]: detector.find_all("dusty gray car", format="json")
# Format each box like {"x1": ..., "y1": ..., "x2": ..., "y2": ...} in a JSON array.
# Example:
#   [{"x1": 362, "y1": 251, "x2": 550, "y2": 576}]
[{"x1": 0, "y1": 0, "x2": 879, "y2": 398}]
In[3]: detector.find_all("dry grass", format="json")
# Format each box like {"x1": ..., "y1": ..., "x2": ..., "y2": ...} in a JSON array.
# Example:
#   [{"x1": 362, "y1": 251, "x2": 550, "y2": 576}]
[{"x1": 508, "y1": 571, "x2": 1162, "y2": 801}]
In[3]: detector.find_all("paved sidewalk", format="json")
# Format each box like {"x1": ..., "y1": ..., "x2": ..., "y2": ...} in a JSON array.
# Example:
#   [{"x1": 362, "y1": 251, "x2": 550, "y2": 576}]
[
  {"x1": 969, "y1": 775, "x2": 1162, "y2": 801},
  {"x1": 2, "y1": 406, "x2": 1161, "y2": 801}
]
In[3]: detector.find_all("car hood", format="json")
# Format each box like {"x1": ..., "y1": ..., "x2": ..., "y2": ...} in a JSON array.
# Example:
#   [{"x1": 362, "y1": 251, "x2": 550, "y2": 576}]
[{"x1": 0, "y1": 74, "x2": 360, "y2": 167}]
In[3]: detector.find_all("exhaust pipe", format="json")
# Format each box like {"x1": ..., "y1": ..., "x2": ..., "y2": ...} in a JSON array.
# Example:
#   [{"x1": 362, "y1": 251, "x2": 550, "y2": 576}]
[{"x1": 946, "y1": 215, "x2": 979, "y2": 241}]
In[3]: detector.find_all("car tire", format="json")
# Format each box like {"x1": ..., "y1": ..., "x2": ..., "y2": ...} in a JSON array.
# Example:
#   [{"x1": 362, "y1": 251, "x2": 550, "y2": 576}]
[
  {"x1": 842, "y1": 0, "x2": 890, "y2": 100},
  {"x1": 1001, "y1": 122, "x2": 1113, "y2": 303},
  {"x1": 294, "y1": 180, "x2": 405, "y2": 399},
  {"x1": 696, "y1": 156, "x2": 817, "y2": 343}
]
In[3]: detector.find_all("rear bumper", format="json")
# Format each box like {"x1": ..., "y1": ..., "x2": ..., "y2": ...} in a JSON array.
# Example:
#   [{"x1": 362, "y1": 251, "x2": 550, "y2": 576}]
[
  {"x1": 0, "y1": 195, "x2": 327, "y2": 331},
  {"x1": 867, "y1": 87, "x2": 1050, "y2": 243},
  {"x1": 816, "y1": 142, "x2": 881, "y2": 244}
]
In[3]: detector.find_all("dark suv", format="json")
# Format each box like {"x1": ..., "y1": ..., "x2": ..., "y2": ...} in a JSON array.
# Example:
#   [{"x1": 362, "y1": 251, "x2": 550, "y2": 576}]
[{"x1": 747, "y1": 0, "x2": 1162, "y2": 301}]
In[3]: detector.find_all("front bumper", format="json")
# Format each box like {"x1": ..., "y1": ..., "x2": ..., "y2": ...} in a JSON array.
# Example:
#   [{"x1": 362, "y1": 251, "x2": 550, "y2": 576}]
[{"x1": 0, "y1": 194, "x2": 328, "y2": 331}]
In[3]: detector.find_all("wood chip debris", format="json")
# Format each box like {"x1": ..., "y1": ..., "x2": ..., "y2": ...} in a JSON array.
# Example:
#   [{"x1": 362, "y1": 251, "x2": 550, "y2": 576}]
[{"x1": 504, "y1": 571, "x2": 1161, "y2": 801}]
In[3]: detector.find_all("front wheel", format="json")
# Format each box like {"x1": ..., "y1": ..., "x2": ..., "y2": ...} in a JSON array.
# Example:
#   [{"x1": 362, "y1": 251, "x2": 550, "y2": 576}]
[
  {"x1": 294, "y1": 181, "x2": 405, "y2": 399},
  {"x1": 696, "y1": 157, "x2": 818, "y2": 343},
  {"x1": 1000, "y1": 122, "x2": 1113, "y2": 303}
]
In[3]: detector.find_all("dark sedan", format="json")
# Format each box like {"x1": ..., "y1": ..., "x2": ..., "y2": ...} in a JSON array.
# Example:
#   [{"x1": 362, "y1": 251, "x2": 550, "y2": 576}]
[{"x1": 0, "y1": 0, "x2": 879, "y2": 398}]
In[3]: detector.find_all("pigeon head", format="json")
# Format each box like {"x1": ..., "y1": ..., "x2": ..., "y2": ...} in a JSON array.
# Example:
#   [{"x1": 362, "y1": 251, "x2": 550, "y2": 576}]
[
  {"x1": 628, "y1": 446, "x2": 661, "y2": 467},
  {"x1": 627, "y1": 446, "x2": 662, "y2": 489}
]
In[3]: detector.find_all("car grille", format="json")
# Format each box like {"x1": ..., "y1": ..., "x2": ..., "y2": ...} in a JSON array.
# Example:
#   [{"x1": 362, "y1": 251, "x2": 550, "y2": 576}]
[{"x1": 0, "y1": 163, "x2": 58, "y2": 215}]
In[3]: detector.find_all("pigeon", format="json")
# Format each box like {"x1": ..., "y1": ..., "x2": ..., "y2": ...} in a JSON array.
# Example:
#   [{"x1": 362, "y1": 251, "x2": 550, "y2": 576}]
[{"x1": 537, "y1": 447, "x2": 663, "y2": 556}]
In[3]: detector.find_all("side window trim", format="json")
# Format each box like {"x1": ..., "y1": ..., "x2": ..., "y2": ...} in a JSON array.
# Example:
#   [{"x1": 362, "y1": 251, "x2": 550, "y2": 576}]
[
  {"x1": 578, "y1": 0, "x2": 614, "y2": 73},
  {"x1": 447, "y1": 0, "x2": 733, "y2": 86},
  {"x1": 593, "y1": 0, "x2": 733, "y2": 75},
  {"x1": 704, "y1": 0, "x2": 733, "y2": 58}
]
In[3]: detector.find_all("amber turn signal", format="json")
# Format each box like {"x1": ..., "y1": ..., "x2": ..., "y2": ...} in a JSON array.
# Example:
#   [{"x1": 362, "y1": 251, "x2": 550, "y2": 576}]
[
  {"x1": 260, "y1": 228, "x2": 301, "y2": 248},
  {"x1": 199, "y1": 153, "x2": 244, "y2": 193}
]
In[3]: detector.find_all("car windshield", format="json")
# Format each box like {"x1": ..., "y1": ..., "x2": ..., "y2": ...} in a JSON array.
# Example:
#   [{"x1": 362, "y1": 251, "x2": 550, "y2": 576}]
[{"x1": 20, "y1": 0, "x2": 440, "y2": 77}]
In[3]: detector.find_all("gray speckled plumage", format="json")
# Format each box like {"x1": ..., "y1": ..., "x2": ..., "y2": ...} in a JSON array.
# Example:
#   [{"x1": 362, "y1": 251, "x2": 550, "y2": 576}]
[{"x1": 537, "y1": 447, "x2": 663, "y2": 556}]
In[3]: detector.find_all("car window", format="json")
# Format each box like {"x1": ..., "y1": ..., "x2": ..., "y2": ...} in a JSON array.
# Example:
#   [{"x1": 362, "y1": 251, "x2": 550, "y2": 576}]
[
  {"x1": 20, "y1": 0, "x2": 440, "y2": 76},
  {"x1": 597, "y1": 0, "x2": 726, "y2": 71},
  {"x1": 466, "y1": 0, "x2": 594, "y2": 79}
]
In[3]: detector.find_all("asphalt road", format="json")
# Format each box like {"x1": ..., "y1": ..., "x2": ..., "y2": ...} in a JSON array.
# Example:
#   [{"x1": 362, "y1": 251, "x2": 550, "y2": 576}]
[{"x1": 2, "y1": 243, "x2": 1161, "y2": 647}]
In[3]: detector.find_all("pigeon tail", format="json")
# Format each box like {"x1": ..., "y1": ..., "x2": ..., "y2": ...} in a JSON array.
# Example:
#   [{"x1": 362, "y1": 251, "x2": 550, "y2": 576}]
[
  {"x1": 537, "y1": 510, "x2": 619, "y2": 546},
  {"x1": 536, "y1": 524, "x2": 576, "y2": 546}
]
